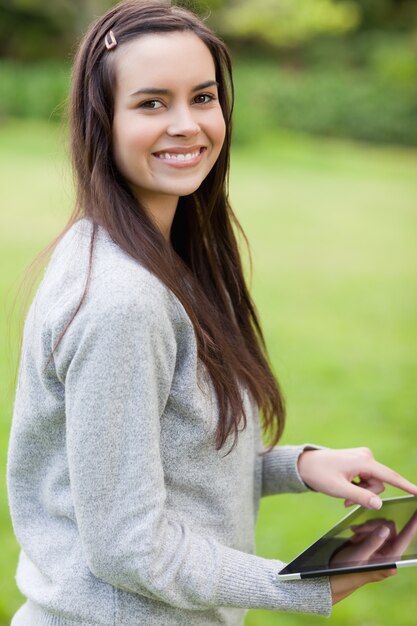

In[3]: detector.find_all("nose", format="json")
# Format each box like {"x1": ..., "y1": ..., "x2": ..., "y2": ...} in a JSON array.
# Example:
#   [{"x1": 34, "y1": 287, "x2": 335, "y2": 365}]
[{"x1": 166, "y1": 105, "x2": 200, "y2": 138}]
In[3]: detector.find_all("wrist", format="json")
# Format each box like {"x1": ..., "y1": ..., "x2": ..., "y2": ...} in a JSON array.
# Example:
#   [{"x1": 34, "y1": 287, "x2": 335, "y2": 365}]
[{"x1": 297, "y1": 447, "x2": 322, "y2": 491}]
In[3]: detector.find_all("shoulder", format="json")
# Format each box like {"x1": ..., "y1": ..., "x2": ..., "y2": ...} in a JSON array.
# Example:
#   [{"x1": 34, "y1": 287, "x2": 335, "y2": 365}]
[
  {"x1": 25, "y1": 220, "x2": 190, "y2": 363},
  {"x1": 43, "y1": 219, "x2": 180, "y2": 323},
  {"x1": 54, "y1": 219, "x2": 168, "y2": 294},
  {"x1": 20, "y1": 220, "x2": 194, "y2": 384},
  {"x1": 42, "y1": 223, "x2": 186, "y2": 380}
]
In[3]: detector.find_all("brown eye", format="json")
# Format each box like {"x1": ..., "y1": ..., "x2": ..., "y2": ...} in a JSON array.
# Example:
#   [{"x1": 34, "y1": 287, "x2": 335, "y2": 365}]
[
  {"x1": 139, "y1": 100, "x2": 163, "y2": 110},
  {"x1": 194, "y1": 94, "x2": 215, "y2": 104}
]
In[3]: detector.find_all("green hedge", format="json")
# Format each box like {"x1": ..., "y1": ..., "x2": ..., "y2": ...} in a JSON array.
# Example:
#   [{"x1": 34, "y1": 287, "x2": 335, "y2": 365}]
[
  {"x1": 232, "y1": 59, "x2": 417, "y2": 146},
  {"x1": 0, "y1": 61, "x2": 70, "y2": 120},
  {"x1": 1, "y1": 59, "x2": 416, "y2": 146}
]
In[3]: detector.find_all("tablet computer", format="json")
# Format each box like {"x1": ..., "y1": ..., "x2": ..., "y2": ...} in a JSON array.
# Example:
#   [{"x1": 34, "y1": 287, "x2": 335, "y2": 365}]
[{"x1": 277, "y1": 495, "x2": 417, "y2": 580}]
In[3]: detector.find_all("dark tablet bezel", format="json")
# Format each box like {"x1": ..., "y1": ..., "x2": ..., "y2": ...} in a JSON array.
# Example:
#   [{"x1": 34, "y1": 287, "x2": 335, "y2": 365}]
[{"x1": 277, "y1": 495, "x2": 417, "y2": 580}]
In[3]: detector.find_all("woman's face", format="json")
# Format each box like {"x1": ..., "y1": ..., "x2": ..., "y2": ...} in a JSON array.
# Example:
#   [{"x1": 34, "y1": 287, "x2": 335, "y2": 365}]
[{"x1": 111, "y1": 31, "x2": 226, "y2": 228}]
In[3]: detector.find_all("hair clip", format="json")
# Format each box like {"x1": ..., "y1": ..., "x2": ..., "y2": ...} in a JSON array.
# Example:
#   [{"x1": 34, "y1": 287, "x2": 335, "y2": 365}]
[{"x1": 104, "y1": 30, "x2": 117, "y2": 51}]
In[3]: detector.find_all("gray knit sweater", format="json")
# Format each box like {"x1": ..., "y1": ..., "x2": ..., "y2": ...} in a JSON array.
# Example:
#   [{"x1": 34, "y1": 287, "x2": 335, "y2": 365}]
[{"x1": 7, "y1": 219, "x2": 332, "y2": 626}]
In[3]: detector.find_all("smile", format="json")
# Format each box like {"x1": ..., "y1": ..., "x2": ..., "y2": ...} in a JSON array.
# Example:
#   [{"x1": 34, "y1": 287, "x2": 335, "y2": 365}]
[
  {"x1": 152, "y1": 147, "x2": 207, "y2": 167},
  {"x1": 157, "y1": 149, "x2": 200, "y2": 161}
]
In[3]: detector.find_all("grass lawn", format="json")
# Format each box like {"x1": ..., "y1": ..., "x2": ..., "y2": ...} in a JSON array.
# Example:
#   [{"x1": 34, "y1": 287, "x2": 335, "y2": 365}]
[{"x1": 1, "y1": 120, "x2": 416, "y2": 625}]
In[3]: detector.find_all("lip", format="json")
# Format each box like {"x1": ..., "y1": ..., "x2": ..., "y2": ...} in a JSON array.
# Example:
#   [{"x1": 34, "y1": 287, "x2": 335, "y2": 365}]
[{"x1": 152, "y1": 146, "x2": 207, "y2": 168}]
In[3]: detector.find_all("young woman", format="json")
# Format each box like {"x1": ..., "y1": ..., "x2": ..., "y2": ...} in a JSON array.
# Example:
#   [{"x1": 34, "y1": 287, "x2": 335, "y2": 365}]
[{"x1": 7, "y1": 1, "x2": 417, "y2": 625}]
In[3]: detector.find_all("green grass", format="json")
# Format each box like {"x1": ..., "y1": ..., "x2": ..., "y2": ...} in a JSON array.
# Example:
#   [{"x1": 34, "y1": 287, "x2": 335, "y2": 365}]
[{"x1": 1, "y1": 120, "x2": 416, "y2": 625}]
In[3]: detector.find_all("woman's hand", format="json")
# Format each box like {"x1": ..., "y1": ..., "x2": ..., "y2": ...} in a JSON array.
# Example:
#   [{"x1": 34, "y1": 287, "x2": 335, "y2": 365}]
[
  {"x1": 330, "y1": 510, "x2": 417, "y2": 604},
  {"x1": 297, "y1": 447, "x2": 417, "y2": 509},
  {"x1": 330, "y1": 566, "x2": 397, "y2": 604},
  {"x1": 330, "y1": 523, "x2": 396, "y2": 604},
  {"x1": 297, "y1": 447, "x2": 417, "y2": 604}
]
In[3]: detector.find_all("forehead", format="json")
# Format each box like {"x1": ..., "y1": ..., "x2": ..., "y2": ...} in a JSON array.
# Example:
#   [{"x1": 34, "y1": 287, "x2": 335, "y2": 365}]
[{"x1": 112, "y1": 31, "x2": 216, "y2": 94}]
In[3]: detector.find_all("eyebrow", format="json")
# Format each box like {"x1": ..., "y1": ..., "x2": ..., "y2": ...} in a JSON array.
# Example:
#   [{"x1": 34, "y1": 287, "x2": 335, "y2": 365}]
[{"x1": 129, "y1": 80, "x2": 219, "y2": 98}]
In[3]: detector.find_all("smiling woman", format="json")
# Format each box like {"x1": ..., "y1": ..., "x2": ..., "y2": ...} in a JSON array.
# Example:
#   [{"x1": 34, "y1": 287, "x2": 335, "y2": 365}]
[
  {"x1": 6, "y1": 2, "x2": 417, "y2": 626},
  {"x1": 111, "y1": 32, "x2": 226, "y2": 237}
]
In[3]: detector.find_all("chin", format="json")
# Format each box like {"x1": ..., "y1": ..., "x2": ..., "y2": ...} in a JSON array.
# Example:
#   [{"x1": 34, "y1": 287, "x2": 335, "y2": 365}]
[{"x1": 169, "y1": 184, "x2": 203, "y2": 196}]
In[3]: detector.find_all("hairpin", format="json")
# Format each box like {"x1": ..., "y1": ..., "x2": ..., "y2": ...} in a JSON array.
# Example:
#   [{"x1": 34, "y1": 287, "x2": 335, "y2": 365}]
[{"x1": 104, "y1": 30, "x2": 117, "y2": 51}]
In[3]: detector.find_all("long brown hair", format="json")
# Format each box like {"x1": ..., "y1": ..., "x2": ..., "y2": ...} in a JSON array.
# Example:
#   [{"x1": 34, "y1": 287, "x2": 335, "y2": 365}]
[{"x1": 50, "y1": 0, "x2": 285, "y2": 452}]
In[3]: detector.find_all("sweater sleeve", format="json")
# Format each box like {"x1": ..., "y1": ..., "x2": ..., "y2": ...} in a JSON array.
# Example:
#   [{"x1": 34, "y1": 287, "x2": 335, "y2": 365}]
[
  {"x1": 58, "y1": 287, "x2": 332, "y2": 616},
  {"x1": 261, "y1": 444, "x2": 325, "y2": 497}
]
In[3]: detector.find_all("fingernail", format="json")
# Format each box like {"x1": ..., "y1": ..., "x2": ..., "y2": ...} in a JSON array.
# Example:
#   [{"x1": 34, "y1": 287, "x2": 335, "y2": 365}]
[
  {"x1": 370, "y1": 496, "x2": 382, "y2": 510},
  {"x1": 378, "y1": 526, "x2": 390, "y2": 539}
]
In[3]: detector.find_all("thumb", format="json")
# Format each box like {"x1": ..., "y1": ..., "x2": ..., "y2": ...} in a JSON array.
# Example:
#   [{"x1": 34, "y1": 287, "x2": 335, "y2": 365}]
[{"x1": 340, "y1": 482, "x2": 383, "y2": 510}]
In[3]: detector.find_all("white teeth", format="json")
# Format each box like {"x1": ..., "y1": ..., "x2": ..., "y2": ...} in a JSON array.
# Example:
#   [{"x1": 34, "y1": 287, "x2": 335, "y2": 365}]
[{"x1": 157, "y1": 150, "x2": 201, "y2": 161}]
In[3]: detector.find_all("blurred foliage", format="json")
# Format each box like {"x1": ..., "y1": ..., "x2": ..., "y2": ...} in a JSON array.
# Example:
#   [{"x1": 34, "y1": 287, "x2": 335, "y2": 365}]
[
  {"x1": 0, "y1": 61, "x2": 70, "y2": 118},
  {"x1": 0, "y1": 0, "x2": 115, "y2": 58},
  {"x1": 232, "y1": 58, "x2": 417, "y2": 146},
  {"x1": 211, "y1": 0, "x2": 361, "y2": 48},
  {"x1": 0, "y1": 0, "x2": 416, "y2": 145},
  {"x1": 1, "y1": 0, "x2": 417, "y2": 59}
]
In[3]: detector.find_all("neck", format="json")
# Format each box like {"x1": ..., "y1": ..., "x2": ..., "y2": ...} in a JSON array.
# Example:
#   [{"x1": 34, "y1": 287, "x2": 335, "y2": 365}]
[{"x1": 134, "y1": 192, "x2": 179, "y2": 242}]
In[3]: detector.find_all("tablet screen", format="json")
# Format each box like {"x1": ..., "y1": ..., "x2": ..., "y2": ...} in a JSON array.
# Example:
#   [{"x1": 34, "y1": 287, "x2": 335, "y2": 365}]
[{"x1": 280, "y1": 496, "x2": 417, "y2": 576}]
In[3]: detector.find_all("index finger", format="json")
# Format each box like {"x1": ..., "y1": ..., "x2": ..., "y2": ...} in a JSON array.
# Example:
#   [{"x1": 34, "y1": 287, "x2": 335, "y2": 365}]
[{"x1": 368, "y1": 461, "x2": 417, "y2": 496}]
